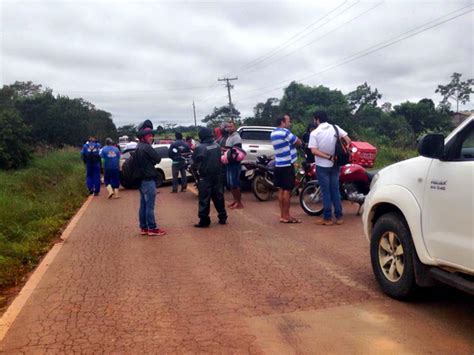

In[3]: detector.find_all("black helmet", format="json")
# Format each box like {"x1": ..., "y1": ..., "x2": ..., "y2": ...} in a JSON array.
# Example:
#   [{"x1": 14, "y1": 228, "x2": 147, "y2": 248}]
[{"x1": 137, "y1": 119, "x2": 157, "y2": 137}]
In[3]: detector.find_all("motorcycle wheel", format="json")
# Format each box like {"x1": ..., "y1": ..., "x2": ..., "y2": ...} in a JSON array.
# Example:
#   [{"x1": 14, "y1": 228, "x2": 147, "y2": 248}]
[
  {"x1": 300, "y1": 182, "x2": 324, "y2": 216},
  {"x1": 252, "y1": 175, "x2": 273, "y2": 201}
]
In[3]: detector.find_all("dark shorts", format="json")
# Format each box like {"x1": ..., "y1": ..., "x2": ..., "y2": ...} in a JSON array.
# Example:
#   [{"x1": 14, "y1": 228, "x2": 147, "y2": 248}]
[
  {"x1": 274, "y1": 165, "x2": 295, "y2": 190},
  {"x1": 226, "y1": 163, "x2": 241, "y2": 188}
]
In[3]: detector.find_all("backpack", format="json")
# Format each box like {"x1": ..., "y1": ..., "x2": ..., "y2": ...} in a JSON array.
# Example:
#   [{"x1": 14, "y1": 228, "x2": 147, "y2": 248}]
[
  {"x1": 332, "y1": 125, "x2": 350, "y2": 166},
  {"x1": 120, "y1": 149, "x2": 144, "y2": 188},
  {"x1": 83, "y1": 143, "x2": 101, "y2": 163}
]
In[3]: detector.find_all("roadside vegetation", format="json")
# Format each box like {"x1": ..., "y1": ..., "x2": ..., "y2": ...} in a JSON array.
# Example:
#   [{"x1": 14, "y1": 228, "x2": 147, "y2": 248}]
[{"x1": 0, "y1": 150, "x2": 86, "y2": 291}]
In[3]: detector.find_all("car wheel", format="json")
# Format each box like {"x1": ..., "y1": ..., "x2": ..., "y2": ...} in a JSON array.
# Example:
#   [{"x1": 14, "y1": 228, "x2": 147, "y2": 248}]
[
  {"x1": 155, "y1": 170, "x2": 165, "y2": 188},
  {"x1": 370, "y1": 212, "x2": 418, "y2": 299}
]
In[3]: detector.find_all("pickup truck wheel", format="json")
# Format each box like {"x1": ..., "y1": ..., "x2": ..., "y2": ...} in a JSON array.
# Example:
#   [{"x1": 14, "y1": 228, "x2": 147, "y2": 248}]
[
  {"x1": 299, "y1": 182, "x2": 324, "y2": 216},
  {"x1": 370, "y1": 212, "x2": 418, "y2": 299},
  {"x1": 252, "y1": 175, "x2": 272, "y2": 201},
  {"x1": 155, "y1": 170, "x2": 165, "y2": 188}
]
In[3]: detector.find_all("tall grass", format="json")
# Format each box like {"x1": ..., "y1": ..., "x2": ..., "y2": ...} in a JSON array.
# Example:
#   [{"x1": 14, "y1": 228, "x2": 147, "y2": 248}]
[
  {"x1": 0, "y1": 149, "x2": 86, "y2": 290},
  {"x1": 374, "y1": 146, "x2": 418, "y2": 169}
]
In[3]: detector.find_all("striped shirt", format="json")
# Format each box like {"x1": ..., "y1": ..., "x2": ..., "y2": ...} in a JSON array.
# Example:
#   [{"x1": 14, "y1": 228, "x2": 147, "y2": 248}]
[{"x1": 271, "y1": 127, "x2": 298, "y2": 167}]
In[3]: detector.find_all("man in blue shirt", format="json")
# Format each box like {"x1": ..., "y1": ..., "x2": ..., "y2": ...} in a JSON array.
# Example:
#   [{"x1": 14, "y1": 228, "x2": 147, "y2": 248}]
[
  {"x1": 81, "y1": 136, "x2": 102, "y2": 196},
  {"x1": 270, "y1": 115, "x2": 302, "y2": 223},
  {"x1": 100, "y1": 138, "x2": 121, "y2": 199}
]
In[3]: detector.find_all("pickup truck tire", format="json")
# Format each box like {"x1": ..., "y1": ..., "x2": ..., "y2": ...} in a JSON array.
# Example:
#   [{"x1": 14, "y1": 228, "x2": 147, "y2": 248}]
[
  {"x1": 299, "y1": 182, "x2": 324, "y2": 216},
  {"x1": 252, "y1": 175, "x2": 273, "y2": 201},
  {"x1": 155, "y1": 170, "x2": 165, "y2": 188},
  {"x1": 370, "y1": 212, "x2": 418, "y2": 300}
]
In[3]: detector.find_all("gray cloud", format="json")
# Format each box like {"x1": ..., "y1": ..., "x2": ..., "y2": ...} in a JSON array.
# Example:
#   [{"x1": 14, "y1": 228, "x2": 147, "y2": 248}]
[{"x1": 1, "y1": 0, "x2": 473, "y2": 128}]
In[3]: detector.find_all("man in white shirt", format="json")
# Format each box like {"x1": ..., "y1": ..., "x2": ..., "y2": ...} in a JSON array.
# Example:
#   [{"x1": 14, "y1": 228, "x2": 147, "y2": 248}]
[{"x1": 308, "y1": 111, "x2": 351, "y2": 226}]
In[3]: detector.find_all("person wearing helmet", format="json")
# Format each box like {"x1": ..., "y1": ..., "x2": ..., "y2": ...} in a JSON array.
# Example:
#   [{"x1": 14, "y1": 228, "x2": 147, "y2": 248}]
[
  {"x1": 135, "y1": 120, "x2": 166, "y2": 236},
  {"x1": 100, "y1": 138, "x2": 121, "y2": 199},
  {"x1": 80, "y1": 136, "x2": 102, "y2": 196},
  {"x1": 191, "y1": 128, "x2": 227, "y2": 228}
]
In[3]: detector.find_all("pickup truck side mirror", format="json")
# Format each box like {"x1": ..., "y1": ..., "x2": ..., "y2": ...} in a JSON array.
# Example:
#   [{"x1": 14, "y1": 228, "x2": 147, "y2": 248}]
[{"x1": 418, "y1": 134, "x2": 445, "y2": 159}]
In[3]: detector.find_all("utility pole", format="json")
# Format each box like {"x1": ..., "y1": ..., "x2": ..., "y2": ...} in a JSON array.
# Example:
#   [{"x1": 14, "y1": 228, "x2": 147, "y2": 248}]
[
  {"x1": 218, "y1": 77, "x2": 238, "y2": 120},
  {"x1": 192, "y1": 101, "x2": 197, "y2": 133}
]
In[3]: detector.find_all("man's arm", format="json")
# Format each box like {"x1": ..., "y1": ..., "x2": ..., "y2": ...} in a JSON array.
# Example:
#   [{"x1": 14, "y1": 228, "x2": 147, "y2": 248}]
[
  {"x1": 287, "y1": 131, "x2": 302, "y2": 147},
  {"x1": 311, "y1": 147, "x2": 334, "y2": 161},
  {"x1": 143, "y1": 144, "x2": 162, "y2": 164}
]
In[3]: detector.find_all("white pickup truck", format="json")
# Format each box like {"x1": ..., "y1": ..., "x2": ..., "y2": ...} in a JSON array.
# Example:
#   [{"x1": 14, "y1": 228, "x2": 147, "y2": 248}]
[
  {"x1": 237, "y1": 126, "x2": 275, "y2": 163},
  {"x1": 362, "y1": 115, "x2": 474, "y2": 299}
]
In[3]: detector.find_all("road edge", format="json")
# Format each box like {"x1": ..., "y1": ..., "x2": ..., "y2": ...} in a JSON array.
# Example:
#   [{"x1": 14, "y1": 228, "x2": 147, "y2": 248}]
[{"x1": 0, "y1": 195, "x2": 93, "y2": 343}]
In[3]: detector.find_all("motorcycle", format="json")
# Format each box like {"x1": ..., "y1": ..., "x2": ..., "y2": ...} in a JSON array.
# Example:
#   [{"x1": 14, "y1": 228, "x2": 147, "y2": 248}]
[
  {"x1": 299, "y1": 162, "x2": 377, "y2": 216},
  {"x1": 243, "y1": 155, "x2": 316, "y2": 201}
]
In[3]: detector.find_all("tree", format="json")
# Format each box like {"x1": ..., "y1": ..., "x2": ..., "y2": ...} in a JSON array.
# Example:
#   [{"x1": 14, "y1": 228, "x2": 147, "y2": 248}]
[
  {"x1": 0, "y1": 109, "x2": 32, "y2": 169},
  {"x1": 202, "y1": 105, "x2": 241, "y2": 128},
  {"x1": 117, "y1": 124, "x2": 137, "y2": 139},
  {"x1": 244, "y1": 98, "x2": 281, "y2": 126},
  {"x1": 346, "y1": 82, "x2": 382, "y2": 113},
  {"x1": 8, "y1": 81, "x2": 43, "y2": 97},
  {"x1": 394, "y1": 99, "x2": 452, "y2": 136},
  {"x1": 435, "y1": 72, "x2": 474, "y2": 113}
]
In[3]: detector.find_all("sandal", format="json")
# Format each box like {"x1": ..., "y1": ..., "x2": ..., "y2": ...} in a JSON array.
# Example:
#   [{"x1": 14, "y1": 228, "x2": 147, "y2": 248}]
[{"x1": 280, "y1": 218, "x2": 302, "y2": 224}]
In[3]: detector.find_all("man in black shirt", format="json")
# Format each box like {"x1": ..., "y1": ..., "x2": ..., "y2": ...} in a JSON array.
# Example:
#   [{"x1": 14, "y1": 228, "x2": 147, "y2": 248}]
[
  {"x1": 192, "y1": 128, "x2": 227, "y2": 228},
  {"x1": 168, "y1": 132, "x2": 191, "y2": 193}
]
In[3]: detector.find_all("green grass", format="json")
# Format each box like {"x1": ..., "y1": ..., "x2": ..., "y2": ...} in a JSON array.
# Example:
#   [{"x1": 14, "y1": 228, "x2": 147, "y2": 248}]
[
  {"x1": 373, "y1": 145, "x2": 418, "y2": 170},
  {"x1": 0, "y1": 149, "x2": 87, "y2": 290}
]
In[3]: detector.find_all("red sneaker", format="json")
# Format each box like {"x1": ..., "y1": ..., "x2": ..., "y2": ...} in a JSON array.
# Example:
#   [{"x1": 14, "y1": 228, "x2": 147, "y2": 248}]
[
  {"x1": 147, "y1": 228, "x2": 166, "y2": 236},
  {"x1": 140, "y1": 228, "x2": 148, "y2": 235}
]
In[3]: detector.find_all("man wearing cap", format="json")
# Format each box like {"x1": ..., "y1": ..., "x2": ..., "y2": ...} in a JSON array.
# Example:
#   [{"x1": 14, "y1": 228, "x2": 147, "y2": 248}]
[
  {"x1": 100, "y1": 138, "x2": 121, "y2": 199},
  {"x1": 192, "y1": 128, "x2": 227, "y2": 228},
  {"x1": 135, "y1": 120, "x2": 166, "y2": 236},
  {"x1": 168, "y1": 131, "x2": 191, "y2": 193},
  {"x1": 81, "y1": 136, "x2": 102, "y2": 196}
]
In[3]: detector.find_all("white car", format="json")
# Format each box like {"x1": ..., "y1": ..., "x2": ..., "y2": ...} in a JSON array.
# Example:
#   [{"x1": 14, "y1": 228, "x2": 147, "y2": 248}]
[
  {"x1": 120, "y1": 143, "x2": 192, "y2": 188},
  {"x1": 362, "y1": 115, "x2": 474, "y2": 299}
]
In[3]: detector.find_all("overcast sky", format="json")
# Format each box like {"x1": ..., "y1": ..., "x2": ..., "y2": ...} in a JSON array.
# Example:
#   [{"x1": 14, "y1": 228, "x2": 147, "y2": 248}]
[{"x1": 1, "y1": 0, "x2": 473, "y2": 127}]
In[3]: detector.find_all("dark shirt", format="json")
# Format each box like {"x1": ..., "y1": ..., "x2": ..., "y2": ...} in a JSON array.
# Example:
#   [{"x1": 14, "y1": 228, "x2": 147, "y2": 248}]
[
  {"x1": 302, "y1": 132, "x2": 315, "y2": 164},
  {"x1": 135, "y1": 142, "x2": 162, "y2": 180},
  {"x1": 192, "y1": 138, "x2": 221, "y2": 177},
  {"x1": 168, "y1": 139, "x2": 191, "y2": 164}
]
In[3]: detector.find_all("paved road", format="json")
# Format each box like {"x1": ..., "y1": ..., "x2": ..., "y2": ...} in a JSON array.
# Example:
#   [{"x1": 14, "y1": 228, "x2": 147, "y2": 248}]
[{"x1": 1, "y1": 187, "x2": 473, "y2": 354}]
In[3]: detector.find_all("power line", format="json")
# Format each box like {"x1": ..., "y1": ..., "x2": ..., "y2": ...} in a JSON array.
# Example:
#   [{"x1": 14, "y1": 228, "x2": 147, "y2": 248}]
[
  {"x1": 238, "y1": 1, "x2": 351, "y2": 72},
  {"x1": 244, "y1": 1, "x2": 383, "y2": 74},
  {"x1": 234, "y1": 4, "x2": 473, "y2": 105}
]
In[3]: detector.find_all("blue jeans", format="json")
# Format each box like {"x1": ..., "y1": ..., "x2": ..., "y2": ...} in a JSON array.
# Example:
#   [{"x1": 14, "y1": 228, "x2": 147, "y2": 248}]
[
  {"x1": 316, "y1": 165, "x2": 343, "y2": 220},
  {"x1": 139, "y1": 180, "x2": 157, "y2": 229}
]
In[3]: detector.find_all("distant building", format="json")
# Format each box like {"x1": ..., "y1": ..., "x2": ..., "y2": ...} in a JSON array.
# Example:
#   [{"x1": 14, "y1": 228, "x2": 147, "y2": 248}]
[{"x1": 452, "y1": 111, "x2": 472, "y2": 126}]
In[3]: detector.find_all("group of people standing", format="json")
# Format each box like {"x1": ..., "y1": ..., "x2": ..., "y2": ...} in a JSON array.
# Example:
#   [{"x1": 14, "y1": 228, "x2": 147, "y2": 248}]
[
  {"x1": 81, "y1": 109, "x2": 350, "y2": 237},
  {"x1": 271, "y1": 110, "x2": 351, "y2": 226}
]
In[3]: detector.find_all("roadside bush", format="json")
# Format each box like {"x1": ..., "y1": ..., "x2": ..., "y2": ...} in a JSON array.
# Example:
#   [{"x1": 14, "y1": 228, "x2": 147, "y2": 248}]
[{"x1": 0, "y1": 109, "x2": 32, "y2": 169}]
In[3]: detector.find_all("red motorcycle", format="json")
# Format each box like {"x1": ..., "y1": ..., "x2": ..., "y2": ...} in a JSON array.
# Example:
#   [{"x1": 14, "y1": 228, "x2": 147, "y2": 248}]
[{"x1": 299, "y1": 163, "x2": 377, "y2": 216}]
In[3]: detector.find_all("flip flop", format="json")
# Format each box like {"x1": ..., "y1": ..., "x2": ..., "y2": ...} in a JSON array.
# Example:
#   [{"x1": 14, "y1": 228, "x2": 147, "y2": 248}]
[{"x1": 280, "y1": 218, "x2": 302, "y2": 224}]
